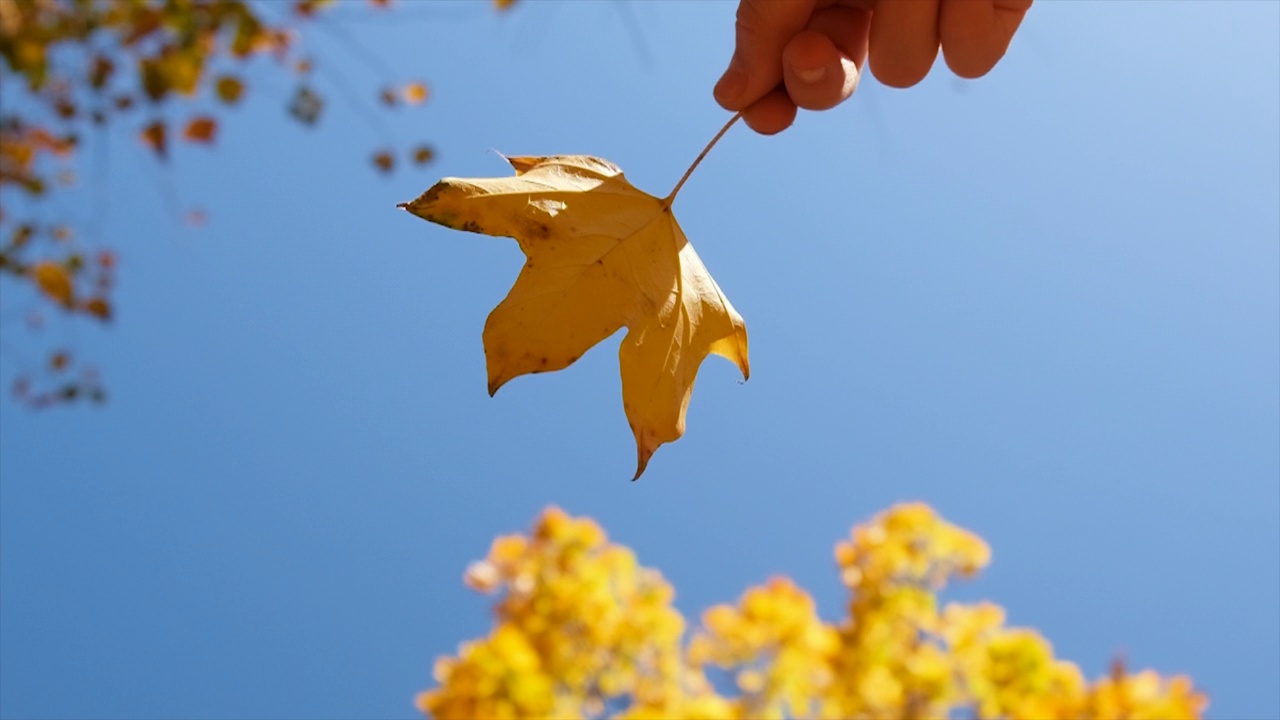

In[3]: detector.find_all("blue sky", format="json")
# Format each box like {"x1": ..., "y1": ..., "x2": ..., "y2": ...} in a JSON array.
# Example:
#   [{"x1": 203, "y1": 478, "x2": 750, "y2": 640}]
[{"x1": 1, "y1": 1, "x2": 1277, "y2": 718}]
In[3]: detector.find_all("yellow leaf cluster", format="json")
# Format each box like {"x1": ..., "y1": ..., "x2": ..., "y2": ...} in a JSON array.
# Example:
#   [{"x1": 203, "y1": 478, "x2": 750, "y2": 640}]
[{"x1": 420, "y1": 504, "x2": 1206, "y2": 720}]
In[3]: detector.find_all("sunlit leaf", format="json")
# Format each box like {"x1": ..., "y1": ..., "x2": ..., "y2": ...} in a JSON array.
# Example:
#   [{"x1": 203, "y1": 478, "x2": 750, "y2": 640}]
[
  {"x1": 30, "y1": 261, "x2": 74, "y2": 307},
  {"x1": 402, "y1": 81, "x2": 428, "y2": 105},
  {"x1": 183, "y1": 116, "x2": 217, "y2": 144},
  {"x1": 402, "y1": 155, "x2": 748, "y2": 478},
  {"x1": 160, "y1": 48, "x2": 204, "y2": 96}
]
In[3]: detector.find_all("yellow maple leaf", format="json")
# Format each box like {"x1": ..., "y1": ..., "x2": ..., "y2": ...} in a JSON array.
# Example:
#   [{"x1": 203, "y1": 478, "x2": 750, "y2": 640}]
[{"x1": 400, "y1": 143, "x2": 748, "y2": 478}]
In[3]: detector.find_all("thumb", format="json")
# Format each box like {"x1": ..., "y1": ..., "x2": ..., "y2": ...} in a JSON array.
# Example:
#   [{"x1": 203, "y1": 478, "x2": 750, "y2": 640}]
[{"x1": 715, "y1": 0, "x2": 817, "y2": 111}]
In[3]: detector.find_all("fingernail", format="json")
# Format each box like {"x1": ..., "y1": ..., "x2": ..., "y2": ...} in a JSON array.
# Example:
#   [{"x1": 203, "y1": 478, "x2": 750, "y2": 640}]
[
  {"x1": 714, "y1": 59, "x2": 746, "y2": 105},
  {"x1": 794, "y1": 64, "x2": 826, "y2": 84}
]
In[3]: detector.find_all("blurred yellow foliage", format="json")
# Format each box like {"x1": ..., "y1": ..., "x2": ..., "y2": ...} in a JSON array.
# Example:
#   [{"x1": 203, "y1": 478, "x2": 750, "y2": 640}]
[{"x1": 419, "y1": 503, "x2": 1205, "y2": 720}]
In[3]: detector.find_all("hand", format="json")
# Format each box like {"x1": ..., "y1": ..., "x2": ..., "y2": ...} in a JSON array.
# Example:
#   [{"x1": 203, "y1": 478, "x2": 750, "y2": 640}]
[{"x1": 714, "y1": 0, "x2": 1033, "y2": 134}]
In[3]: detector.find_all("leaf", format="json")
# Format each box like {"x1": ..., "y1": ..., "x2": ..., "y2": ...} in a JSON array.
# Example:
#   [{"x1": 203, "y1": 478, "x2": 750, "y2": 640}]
[
  {"x1": 139, "y1": 119, "x2": 167, "y2": 158},
  {"x1": 411, "y1": 144, "x2": 435, "y2": 165},
  {"x1": 30, "y1": 261, "x2": 74, "y2": 307},
  {"x1": 81, "y1": 297, "x2": 112, "y2": 321},
  {"x1": 214, "y1": 75, "x2": 245, "y2": 104},
  {"x1": 401, "y1": 81, "x2": 429, "y2": 105},
  {"x1": 183, "y1": 116, "x2": 217, "y2": 144},
  {"x1": 89, "y1": 55, "x2": 115, "y2": 90},
  {"x1": 400, "y1": 155, "x2": 748, "y2": 478},
  {"x1": 372, "y1": 150, "x2": 394, "y2": 173},
  {"x1": 139, "y1": 56, "x2": 169, "y2": 101}
]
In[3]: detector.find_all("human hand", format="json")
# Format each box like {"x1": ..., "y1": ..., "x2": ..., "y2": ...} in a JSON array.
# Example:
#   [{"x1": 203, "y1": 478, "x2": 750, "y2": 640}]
[{"x1": 714, "y1": 0, "x2": 1033, "y2": 134}]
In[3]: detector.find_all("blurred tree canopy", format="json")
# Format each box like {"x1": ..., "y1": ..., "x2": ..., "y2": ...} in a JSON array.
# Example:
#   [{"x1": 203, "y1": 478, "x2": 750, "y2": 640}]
[
  {"x1": 421, "y1": 503, "x2": 1206, "y2": 720},
  {"x1": 0, "y1": 0, "x2": 509, "y2": 406}
]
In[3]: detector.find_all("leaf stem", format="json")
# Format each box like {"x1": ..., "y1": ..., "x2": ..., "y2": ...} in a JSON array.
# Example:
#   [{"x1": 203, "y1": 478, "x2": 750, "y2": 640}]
[{"x1": 662, "y1": 112, "x2": 741, "y2": 209}]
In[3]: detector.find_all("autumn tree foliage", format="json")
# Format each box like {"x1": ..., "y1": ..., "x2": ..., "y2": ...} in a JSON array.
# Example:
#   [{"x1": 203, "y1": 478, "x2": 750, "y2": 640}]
[
  {"x1": 0, "y1": 0, "x2": 504, "y2": 406},
  {"x1": 419, "y1": 504, "x2": 1206, "y2": 720}
]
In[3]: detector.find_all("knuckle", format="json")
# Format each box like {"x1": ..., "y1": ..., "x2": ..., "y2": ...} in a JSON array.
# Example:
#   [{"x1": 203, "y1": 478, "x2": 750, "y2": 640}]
[{"x1": 735, "y1": 0, "x2": 769, "y2": 36}]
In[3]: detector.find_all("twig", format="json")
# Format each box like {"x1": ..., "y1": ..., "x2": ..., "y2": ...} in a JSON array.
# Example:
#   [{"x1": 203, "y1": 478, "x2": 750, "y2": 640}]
[{"x1": 662, "y1": 112, "x2": 741, "y2": 210}]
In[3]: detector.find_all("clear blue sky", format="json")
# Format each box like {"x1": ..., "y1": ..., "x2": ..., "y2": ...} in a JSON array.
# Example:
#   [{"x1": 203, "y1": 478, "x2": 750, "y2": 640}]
[{"x1": 2, "y1": 1, "x2": 1277, "y2": 718}]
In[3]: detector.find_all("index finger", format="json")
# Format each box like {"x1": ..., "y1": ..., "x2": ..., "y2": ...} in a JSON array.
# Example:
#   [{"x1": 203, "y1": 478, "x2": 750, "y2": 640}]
[{"x1": 939, "y1": 0, "x2": 1033, "y2": 79}]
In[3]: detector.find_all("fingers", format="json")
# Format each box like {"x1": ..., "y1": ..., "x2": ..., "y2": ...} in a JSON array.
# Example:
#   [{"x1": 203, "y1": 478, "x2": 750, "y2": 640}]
[
  {"x1": 715, "y1": 0, "x2": 817, "y2": 111},
  {"x1": 783, "y1": 5, "x2": 871, "y2": 110},
  {"x1": 723, "y1": 0, "x2": 1032, "y2": 135},
  {"x1": 741, "y1": 87, "x2": 799, "y2": 135},
  {"x1": 939, "y1": 0, "x2": 1033, "y2": 79},
  {"x1": 868, "y1": 0, "x2": 940, "y2": 88},
  {"x1": 743, "y1": 3, "x2": 872, "y2": 134}
]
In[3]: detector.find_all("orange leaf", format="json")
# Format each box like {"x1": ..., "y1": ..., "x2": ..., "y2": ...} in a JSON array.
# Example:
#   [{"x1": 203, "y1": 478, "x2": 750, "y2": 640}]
[
  {"x1": 401, "y1": 81, "x2": 429, "y2": 105},
  {"x1": 411, "y1": 145, "x2": 435, "y2": 165},
  {"x1": 82, "y1": 297, "x2": 112, "y2": 321},
  {"x1": 30, "y1": 261, "x2": 74, "y2": 307},
  {"x1": 50, "y1": 351, "x2": 70, "y2": 371},
  {"x1": 494, "y1": 0, "x2": 517, "y2": 10},
  {"x1": 372, "y1": 151, "x2": 394, "y2": 174},
  {"x1": 139, "y1": 120, "x2": 167, "y2": 158},
  {"x1": 183, "y1": 116, "x2": 217, "y2": 144}
]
